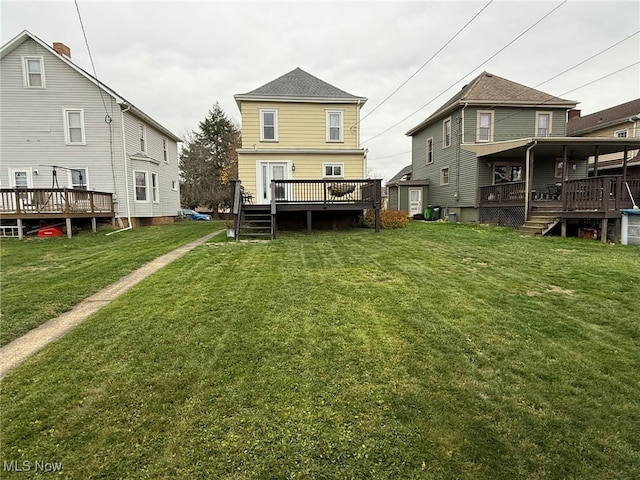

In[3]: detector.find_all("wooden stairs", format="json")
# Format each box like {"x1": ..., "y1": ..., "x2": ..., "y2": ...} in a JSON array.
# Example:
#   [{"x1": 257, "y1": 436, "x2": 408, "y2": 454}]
[
  {"x1": 236, "y1": 205, "x2": 273, "y2": 240},
  {"x1": 517, "y1": 214, "x2": 561, "y2": 237}
]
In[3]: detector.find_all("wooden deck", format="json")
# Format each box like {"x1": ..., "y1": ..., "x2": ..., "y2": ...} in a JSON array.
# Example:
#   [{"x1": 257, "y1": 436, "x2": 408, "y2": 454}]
[{"x1": 0, "y1": 188, "x2": 115, "y2": 238}]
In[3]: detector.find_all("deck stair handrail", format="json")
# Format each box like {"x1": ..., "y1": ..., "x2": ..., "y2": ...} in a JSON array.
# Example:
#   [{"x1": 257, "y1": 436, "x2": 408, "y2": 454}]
[
  {"x1": 0, "y1": 188, "x2": 114, "y2": 215},
  {"x1": 231, "y1": 180, "x2": 243, "y2": 241}
]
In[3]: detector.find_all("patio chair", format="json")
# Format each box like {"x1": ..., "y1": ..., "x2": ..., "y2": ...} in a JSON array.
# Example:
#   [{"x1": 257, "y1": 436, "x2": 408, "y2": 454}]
[
  {"x1": 240, "y1": 186, "x2": 253, "y2": 204},
  {"x1": 328, "y1": 183, "x2": 356, "y2": 200}
]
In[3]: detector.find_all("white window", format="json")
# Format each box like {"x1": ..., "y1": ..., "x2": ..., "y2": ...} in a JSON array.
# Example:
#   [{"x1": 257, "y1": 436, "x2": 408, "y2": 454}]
[
  {"x1": 139, "y1": 123, "x2": 146, "y2": 152},
  {"x1": 260, "y1": 109, "x2": 278, "y2": 141},
  {"x1": 615, "y1": 129, "x2": 628, "y2": 138},
  {"x1": 536, "y1": 112, "x2": 552, "y2": 137},
  {"x1": 69, "y1": 168, "x2": 88, "y2": 189},
  {"x1": 323, "y1": 163, "x2": 344, "y2": 178},
  {"x1": 23, "y1": 57, "x2": 45, "y2": 88},
  {"x1": 555, "y1": 160, "x2": 564, "y2": 179},
  {"x1": 440, "y1": 167, "x2": 450, "y2": 186},
  {"x1": 426, "y1": 137, "x2": 433, "y2": 164},
  {"x1": 477, "y1": 111, "x2": 493, "y2": 142},
  {"x1": 326, "y1": 110, "x2": 344, "y2": 142},
  {"x1": 162, "y1": 138, "x2": 168, "y2": 161},
  {"x1": 172, "y1": 180, "x2": 178, "y2": 191},
  {"x1": 134, "y1": 171, "x2": 148, "y2": 201},
  {"x1": 151, "y1": 173, "x2": 159, "y2": 203},
  {"x1": 443, "y1": 118, "x2": 451, "y2": 148},
  {"x1": 64, "y1": 109, "x2": 85, "y2": 144},
  {"x1": 10, "y1": 169, "x2": 32, "y2": 188}
]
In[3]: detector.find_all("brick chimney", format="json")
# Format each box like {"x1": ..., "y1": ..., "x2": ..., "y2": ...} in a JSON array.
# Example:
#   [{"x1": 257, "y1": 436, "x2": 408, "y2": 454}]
[
  {"x1": 568, "y1": 109, "x2": 581, "y2": 121},
  {"x1": 53, "y1": 42, "x2": 71, "y2": 59}
]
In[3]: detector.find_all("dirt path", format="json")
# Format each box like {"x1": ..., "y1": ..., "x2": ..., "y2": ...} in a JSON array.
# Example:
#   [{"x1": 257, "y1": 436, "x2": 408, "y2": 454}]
[{"x1": 0, "y1": 230, "x2": 223, "y2": 380}]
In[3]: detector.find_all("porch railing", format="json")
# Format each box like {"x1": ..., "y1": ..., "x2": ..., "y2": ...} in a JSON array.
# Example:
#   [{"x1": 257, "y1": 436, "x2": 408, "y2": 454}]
[
  {"x1": 0, "y1": 188, "x2": 114, "y2": 215},
  {"x1": 479, "y1": 181, "x2": 526, "y2": 204},
  {"x1": 270, "y1": 179, "x2": 382, "y2": 206}
]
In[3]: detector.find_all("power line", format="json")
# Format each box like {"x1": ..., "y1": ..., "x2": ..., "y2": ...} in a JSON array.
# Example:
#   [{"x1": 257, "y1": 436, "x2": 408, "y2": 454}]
[
  {"x1": 362, "y1": 0, "x2": 568, "y2": 145},
  {"x1": 357, "y1": 0, "x2": 493, "y2": 127}
]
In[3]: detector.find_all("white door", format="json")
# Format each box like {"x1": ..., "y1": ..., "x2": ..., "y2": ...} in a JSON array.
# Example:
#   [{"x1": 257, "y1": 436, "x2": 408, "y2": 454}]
[
  {"x1": 258, "y1": 161, "x2": 289, "y2": 204},
  {"x1": 409, "y1": 188, "x2": 422, "y2": 217}
]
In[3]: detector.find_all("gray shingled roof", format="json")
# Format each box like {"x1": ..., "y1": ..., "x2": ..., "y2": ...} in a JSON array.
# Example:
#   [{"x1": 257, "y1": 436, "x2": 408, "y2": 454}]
[
  {"x1": 567, "y1": 98, "x2": 640, "y2": 135},
  {"x1": 407, "y1": 72, "x2": 577, "y2": 136},
  {"x1": 387, "y1": 165, "x2": 412, "y2": 184},
  {"x1": 236, "y1": 67, "x2": 366, "y2": 102}
]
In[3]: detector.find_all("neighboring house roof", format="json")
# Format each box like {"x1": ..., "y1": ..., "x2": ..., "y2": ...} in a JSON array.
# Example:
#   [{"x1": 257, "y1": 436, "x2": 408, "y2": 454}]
[
  {"x1": 567, "y1": 98, "x2": 640, "y2": 136},
  {"x1": 234, "y1": 67, "x2": 367, "y2": 104},
  {"x1": 386, "y1": 165, "x2": 412, "y2": 185},
  {"x1": 0, "y1": 30, "x2": 181, "y2": 142},
  {"x1": 589, "y1": 153, "x2": 640, "y2": 173},
  {"x1": 406, "y1": 71, "x2": 577, "y2": 136}
]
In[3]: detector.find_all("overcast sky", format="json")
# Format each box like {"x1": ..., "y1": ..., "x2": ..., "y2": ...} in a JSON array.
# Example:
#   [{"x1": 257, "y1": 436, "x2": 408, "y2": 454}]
[{"x1": 2, "y1": 0, "x2": 639, "y2": 181}]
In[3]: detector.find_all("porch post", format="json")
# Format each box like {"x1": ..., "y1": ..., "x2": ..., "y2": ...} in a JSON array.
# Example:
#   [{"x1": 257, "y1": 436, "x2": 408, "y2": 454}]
[
  {"x1": 622, "y1": 146, "x2": 629, "y2": 186},
  {"x1": 306, "y1": 210, "x2": 312, "y2": 235},
  {"x1": 593, "y1": 145, "x2": 599, "y2": 177},
  {"x1": 562, "y1": 145, "x2": 569, "y2": 211},
  {"x1": 524, "y1": 142, "x2": 536, "y2": 222}
]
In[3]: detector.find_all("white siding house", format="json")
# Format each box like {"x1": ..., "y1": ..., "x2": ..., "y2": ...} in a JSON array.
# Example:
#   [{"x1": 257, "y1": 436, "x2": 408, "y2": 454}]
[{"x1": 0, "y1": 30, "x2": 181, "y2": 229}]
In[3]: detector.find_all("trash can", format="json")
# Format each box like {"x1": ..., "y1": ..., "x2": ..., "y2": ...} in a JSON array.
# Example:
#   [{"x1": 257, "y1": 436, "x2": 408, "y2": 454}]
[{"x1": 424, "y1": 205, "x2": 441, "y2": 221}]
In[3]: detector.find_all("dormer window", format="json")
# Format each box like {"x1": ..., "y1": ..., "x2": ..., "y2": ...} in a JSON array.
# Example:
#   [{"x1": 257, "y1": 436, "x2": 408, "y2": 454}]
[
  {"x1": 23, "y1": 57, "x2": 45, "y2": 88},
  {"x1": 260, "y1": 109, "x2": 278, "y2": 141}
]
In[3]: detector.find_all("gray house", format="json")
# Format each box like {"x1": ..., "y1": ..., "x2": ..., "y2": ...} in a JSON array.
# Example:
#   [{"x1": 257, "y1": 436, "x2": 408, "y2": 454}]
[
  {"x1": 0, "y1": 30, "x2": 182, "y2": 237},
  {"x1": 401, "y1": 71, "x2": 640, "y2": 241}
]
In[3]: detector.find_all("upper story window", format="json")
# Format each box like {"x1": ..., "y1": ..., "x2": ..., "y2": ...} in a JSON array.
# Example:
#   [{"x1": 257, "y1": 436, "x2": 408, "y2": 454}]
[
  {"x1": 477, "y1": 111, "x2": 493, "y2": 142},
  {"x1": 614, "y1": 129, "x2": 628, "y2": 138},
  {"x1": 64, "y1": 109, "x2": 85, "y2": 145},
  {"x1": 260, "y1": 109, "x2": 278, "y2": 141},
  {"x1": 162, "y1": 138, "x2": 168, "y2": 161},
  {"x1": 23, "y1": 57, "x2": 45, "y2": 88},
  {"x1": 536, "y1": 112, "x2": 552, "y2": 137},
  {"x1": 426, "y1": 137, "x2": 433, "y2": 164},
  {"x1": 326, "y1": 110, "x2": 344, "y2": 142},
  {"x1": 443, "y1": 118, "x2": 451, "y2": 148},
  {"x1": 323, "y1": 163, "x2": 344, "y2": 178},
  {"x1": 139, "y1": 123, "x2": 146, "y2": 152}
]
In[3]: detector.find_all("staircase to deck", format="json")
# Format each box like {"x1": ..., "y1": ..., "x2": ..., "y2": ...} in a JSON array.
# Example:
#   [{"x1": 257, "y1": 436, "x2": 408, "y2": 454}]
[
  {"x1": 237, "y1": 205, "x2": 273, "y2": 240},
  {"x1": 517, "y1": 214, "x2": 561, "y2": 237}
]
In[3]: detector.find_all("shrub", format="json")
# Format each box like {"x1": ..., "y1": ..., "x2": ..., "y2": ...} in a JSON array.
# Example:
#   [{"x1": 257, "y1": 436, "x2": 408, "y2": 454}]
[{"x1": 361, "y1": 209, "x2": 410, "y2": 229}]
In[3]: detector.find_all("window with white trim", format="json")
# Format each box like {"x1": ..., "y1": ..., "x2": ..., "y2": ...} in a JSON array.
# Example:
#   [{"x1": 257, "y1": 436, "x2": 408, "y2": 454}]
[
  {"x1": 11, "y1": 169, "x2": 31, "y2": 188},
  {"x1": 477, "y1": 111, "x2": 493, "y2": 142},
  {"x1": 23, "y1": 57, "x2": 45, "y2": 88},
  {"x1": 326, "y1": 110, "x2": 344, "y2": 142},
  {"x1": 69, "y1": 168, "x2": 88, "y2": 189},
  {"x1": 440, "y1": 167, "x2": 450, "y2": 186},
  {"x1": 134, "y1": 171, "x2": 148, "y2": 201},
  {"x1": 443, "y1": 118, "x2": 451, "y2": 148},
  {"x1": 172, "y1": 180, "x2": 178, "y2": 191},
  {"x1": 162, "y1": 138, "x2": 168, "y2": 161},
  {"x1": 614, "y1": 129, "x2": 628, "y2": 138},
  {"x1": 260, "y1": 109, "x2": 278, "y2": 141},
  {"x1": 555, "y1": 160, "x2": 564, "y2": 179},
  {"x1": 64, "y1": 109, "x2": 85, "y2": 144},
  {"x1": 151, "y1": 173, "x2": 159, "y2": 203},
  {"x1": 426, "y1": 137, "x2": 433, "y2": 164},
  {"x1": 323, "y1": 163, "x2": 344, "y2": 178},
  {"x1": 536, "y1": 112, "x2": 552, "y2": 137},
  {"x1": 139, "y1": 123, "x2": 146, "y2": 152}
]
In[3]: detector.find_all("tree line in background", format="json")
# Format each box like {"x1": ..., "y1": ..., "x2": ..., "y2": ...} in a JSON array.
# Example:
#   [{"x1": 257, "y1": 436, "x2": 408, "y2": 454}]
[{"x1": 179, "y1": 102, "x2": 241, "y2": 216}]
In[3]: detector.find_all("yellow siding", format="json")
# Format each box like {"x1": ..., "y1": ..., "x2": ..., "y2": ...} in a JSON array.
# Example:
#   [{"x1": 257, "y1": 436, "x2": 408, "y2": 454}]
[
  {"x1": 238, "y1": 151, "x2": 365, "y2": 198},
  {"x1": 240, "y1": 101, "x2": 361, "y2": 149}
]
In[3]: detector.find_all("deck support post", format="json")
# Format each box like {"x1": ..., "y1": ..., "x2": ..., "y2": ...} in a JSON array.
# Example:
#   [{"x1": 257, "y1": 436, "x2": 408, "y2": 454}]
[
  {"x1": 91, "y1": 217, "x2": 97, "y2": 233},
  {"x1": 375, "y1": 208, "x2": 381, "y2": 233},
  {"x1": 601, "y1": 218, "x2": 608, "y2": 243},
  {"x1": 306, "y1": 210, "x2": 312, "y2": 235},
  {"x1": 561, "y1": 219, "x2": 567, "y2": 237},
  {"x1": 17, "y1": 218, "x2": 24, "y2": 240},
  {"x1": 65, "y1": 218, "x2": 72, "y2": 238},
  {"x1": 613, "y1": 217, "x2": 621, "y2": 244}
]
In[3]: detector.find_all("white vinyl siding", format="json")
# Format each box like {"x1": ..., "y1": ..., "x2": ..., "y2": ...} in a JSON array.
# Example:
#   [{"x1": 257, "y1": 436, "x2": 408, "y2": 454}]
[
  {"x1": 23, "y1": 56, "x2": 45, "y2": 88},
  {"x1": 64, "y1": 109, "x2": 85, "y2": 145},
  {"x1": 326, "y1": 110, "x2": 344, "y2": 142},
  {"x1": 260, "y1": 109, "x2": 278, "y2": 141}
]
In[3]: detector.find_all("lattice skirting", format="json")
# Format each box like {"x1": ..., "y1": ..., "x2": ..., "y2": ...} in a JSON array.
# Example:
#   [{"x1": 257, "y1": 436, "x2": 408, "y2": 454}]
[{"x1": 480, "y1": 207, "x2": 525, "y2": 227}]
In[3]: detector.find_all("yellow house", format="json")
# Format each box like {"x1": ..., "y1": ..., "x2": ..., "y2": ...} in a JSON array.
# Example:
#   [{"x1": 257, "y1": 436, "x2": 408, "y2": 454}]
[{"x1": 232, "y1": 68, "x2": 381, "y2": 238}]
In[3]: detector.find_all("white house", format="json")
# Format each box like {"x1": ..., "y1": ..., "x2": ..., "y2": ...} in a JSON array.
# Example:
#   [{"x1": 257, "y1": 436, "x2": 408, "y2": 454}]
[{"x1": 0, "y1": 30, "x2": 182, "y2": 235}]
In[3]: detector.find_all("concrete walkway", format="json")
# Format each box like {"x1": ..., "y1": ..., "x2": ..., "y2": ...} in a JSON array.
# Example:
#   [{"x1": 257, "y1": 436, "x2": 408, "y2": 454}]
[{"x1": 0, "y1": 230, "x2": 223, "y2": 380}]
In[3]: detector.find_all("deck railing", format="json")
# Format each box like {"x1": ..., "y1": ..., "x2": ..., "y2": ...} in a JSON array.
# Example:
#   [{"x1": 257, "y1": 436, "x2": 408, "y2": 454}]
[
  {"x1": 271, "y1": 179, "x2": 382, "y2": 206},
  {"x1": 0, "y1": 188, "x2": 114, "y2": 215},
  {"x1": 479, "y1": 181, "x2": 526, "y2": 204}
]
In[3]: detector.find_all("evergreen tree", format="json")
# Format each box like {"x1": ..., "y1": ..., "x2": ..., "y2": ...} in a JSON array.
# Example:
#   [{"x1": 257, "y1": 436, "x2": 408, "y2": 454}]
[{"x1": 179, "y1": 102, "x2": 240, "y2": 213}]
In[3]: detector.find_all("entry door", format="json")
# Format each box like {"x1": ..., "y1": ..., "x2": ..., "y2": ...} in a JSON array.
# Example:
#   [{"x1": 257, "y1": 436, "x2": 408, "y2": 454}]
[
  {"x1": 258, "y1": 162, "x2": 288, "y2": 204},
  {"x1": 409, "y1": 188, "x2": 422, "y2": 217}
]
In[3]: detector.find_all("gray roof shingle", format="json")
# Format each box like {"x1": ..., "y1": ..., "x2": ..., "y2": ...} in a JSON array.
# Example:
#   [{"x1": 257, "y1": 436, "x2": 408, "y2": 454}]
[{"x1": 567, "y1": 98, "x2": 640, "y2": 135}]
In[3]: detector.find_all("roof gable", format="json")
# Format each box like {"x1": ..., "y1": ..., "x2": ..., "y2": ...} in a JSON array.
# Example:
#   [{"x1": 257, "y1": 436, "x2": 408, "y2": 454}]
[
  {"x1": 406, "y1": 71, "x2": 577, "y2": 136},
  {"x1": 567, "y1": 98, "x2": 640, "y2": 135},
  {"x1": 235, "y1": 67, "x2": 367, "y2": 103}
]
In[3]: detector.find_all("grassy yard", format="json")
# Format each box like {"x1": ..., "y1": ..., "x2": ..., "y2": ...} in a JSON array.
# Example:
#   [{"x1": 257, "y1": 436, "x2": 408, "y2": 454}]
[
  {"x1": 1, "y1": 222, "x2": 639, "y2": 479},
  {"x1": 0, "y1": 221, "x2": 221, "y2": 346}
]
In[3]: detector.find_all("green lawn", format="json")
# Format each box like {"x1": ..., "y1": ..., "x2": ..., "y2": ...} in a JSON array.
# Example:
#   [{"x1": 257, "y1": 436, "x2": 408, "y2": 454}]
[
  {"x1": 1, "y1": 223, "x2": 639, "y2": 479},
  {"x1": 0, "y1": 221, "x2": 221, "y2": 346}
]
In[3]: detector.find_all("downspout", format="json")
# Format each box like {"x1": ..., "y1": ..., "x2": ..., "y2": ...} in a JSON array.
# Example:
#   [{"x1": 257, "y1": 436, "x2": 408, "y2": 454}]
[
  {"x1": 106, "y1": 102, "x2": 133, "y2": 235},
  {"x1": 524, "y1": 141, "x2": 537, "y2": 222}
]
